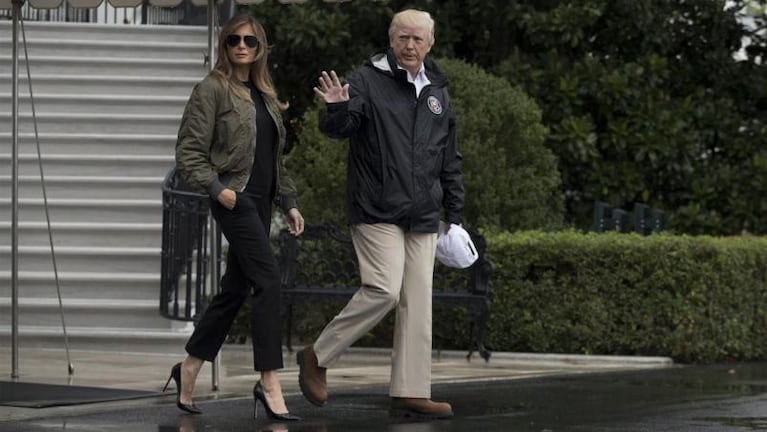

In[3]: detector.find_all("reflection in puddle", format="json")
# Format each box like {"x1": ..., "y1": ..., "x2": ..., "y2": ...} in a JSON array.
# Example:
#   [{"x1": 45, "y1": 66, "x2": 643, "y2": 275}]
[
  {"x1": 387, "y1": 421, "x2": 453, "y2": 432},
  {"x1": 29, "y1": 421, "x2": 124, "y2": 431},
  {"x1": 156, "y1": 415, "x2": 330, "y2": 432},
  {"x1": 698, "y1": 417, "x2": 767, "y2": 430}
]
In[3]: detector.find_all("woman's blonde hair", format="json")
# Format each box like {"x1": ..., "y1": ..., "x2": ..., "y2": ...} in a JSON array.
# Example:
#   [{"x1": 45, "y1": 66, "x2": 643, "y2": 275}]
[{"x1": 211, "y1": 13, "x2": 287, "y2": 110}]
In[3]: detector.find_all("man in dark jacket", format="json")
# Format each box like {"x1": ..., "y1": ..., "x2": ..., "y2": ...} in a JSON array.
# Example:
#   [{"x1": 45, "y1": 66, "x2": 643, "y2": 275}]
[{"x1": 296, "y1": 9, "x2": 462, "y2": 419}]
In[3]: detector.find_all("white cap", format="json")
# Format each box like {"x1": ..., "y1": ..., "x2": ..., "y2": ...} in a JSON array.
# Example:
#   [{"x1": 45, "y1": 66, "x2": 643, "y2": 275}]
[{"x1": 436, "y1": 222, "x2": 479, "y2": 269}]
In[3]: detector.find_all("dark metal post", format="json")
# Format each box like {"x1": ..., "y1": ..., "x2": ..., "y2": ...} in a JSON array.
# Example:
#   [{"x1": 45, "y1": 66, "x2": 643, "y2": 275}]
[
  {"x1": 633, "y1": 203, "x2": 649, "y2": 235},
  {"x1": 649, "y1": 209, "x2": 666, "y2": 233},
  {"x1": 140, "y1": 0, "x2": 147, "y2": 24},
  {"x1": 11, "y1": 0, "x2": 23, "y2": 380},
  {"x1": 611, "y1": 209, "x2": 629, "y2": 233},
  {"x1": 592, "y1": 201, "x2": 611, "y2": 233},
  {"x1": 206, "y1": 0, "x2": 220, "y2": 392}
]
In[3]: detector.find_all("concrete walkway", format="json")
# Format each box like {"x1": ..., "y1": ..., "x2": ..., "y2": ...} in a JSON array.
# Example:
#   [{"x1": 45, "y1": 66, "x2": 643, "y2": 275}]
[{"x1": 0, "y1": 344, "x2": 673, "y2": 423}]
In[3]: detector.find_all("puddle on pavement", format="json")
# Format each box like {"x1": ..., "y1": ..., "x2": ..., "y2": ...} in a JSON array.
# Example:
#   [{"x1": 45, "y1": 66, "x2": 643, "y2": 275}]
[
  {"x1": 697, "y1": 417, "x2": 767, "y2": 430},
  {"x1": 11, "y1": 363, "x2": 767, "y2": 432}
]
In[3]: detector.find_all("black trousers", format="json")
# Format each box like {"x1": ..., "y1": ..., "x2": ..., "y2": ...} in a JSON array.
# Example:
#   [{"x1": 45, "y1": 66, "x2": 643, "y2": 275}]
[{"x1": 185, "y1": 191, "x2": 283, "y2": 371}]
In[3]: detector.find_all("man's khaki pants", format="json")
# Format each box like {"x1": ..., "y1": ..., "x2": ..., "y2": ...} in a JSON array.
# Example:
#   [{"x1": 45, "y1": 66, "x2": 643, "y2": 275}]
[{"x1": 313, "y1": 223, "x2": 437, "y2": 398}]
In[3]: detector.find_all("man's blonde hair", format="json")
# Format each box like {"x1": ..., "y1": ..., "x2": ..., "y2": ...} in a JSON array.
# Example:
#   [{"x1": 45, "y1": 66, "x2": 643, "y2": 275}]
[{"x1": 388, "y1": 9, "x2": 435, "y2": 45}]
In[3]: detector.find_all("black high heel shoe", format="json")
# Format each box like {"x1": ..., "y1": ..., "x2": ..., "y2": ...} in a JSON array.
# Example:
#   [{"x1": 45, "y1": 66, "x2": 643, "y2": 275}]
[
  {"x1": 163, "y1": 362, "x2": 202, "y2": 414},
  {"x1": 253, "y1": 380, "x2": 300, "y2": 421}
]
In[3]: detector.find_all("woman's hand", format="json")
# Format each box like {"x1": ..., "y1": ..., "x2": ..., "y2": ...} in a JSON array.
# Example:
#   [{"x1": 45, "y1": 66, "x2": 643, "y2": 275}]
[
  {"x1": 286, "y1": 208, "x2": 305, "y2": 236},
  {"x1": 217, "y1": 189, "x2": 237, "y2": 210},
  {"x1": 313, "y1": 70, "x2": 349, "y2": 103}
]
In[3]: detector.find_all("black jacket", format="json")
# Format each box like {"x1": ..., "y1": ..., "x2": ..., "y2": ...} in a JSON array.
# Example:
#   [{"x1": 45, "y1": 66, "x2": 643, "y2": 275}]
[{"x1": 318, "y1": 49, "x2": 464, "y2": 233}]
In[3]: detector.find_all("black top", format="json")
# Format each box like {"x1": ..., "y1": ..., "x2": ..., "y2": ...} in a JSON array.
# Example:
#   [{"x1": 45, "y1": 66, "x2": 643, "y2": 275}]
[{"x1": 243, "y1": 80, "x2": 277, "y2": 198}]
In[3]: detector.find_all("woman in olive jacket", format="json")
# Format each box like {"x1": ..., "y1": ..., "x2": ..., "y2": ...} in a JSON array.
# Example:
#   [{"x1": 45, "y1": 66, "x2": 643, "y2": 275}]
[{"x1": 166, "y1": 14, "x2": 304, "y2": 420}]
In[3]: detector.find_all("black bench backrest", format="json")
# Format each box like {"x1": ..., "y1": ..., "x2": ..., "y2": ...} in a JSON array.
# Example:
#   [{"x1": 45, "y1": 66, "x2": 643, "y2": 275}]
[
  {"x1": 278, "y1": 224, "x2": 360, "y2": 291},
  {"x1": 278, "y1": 224, "x2": 492, "y2": 295},
  {"x1": 276, "y1": 223, "x2": 494, "y2": 361}
]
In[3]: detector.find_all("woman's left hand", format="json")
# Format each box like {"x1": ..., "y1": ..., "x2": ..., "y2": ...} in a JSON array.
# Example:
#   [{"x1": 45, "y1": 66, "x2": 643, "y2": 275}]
[{"x1": 286, "y1": 208, "x2": 305, "y2": 236}]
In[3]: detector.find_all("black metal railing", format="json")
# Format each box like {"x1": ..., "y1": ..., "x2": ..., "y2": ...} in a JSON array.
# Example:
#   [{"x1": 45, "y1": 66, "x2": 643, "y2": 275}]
[
  {"x1": 592, "y1": 200, "x2": 666, "y2": 234},
  {"x1": 160, "y1": 167, "x2": 212, "y2": 321}
]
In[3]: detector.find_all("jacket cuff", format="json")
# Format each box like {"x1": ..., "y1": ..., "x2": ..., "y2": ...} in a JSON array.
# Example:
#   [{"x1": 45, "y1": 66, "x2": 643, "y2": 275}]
[
  {"x1": 280, "y1": 195, "x2": 298, "y2": 214},
  {"x1": 325, "y1": 101, "x2": 349, "y2": 112},
  {"x1": 207, "y1": 180, "x2": 226, "y2": 201},
  {"x1": 445, "y1": 213, "x2": 462, "y2": 226}
]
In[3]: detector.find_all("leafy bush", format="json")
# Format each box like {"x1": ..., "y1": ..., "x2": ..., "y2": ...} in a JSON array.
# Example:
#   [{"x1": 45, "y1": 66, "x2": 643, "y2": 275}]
[
  {"x1": 491, "y1": 1, "x2": 767, "y2": 234},
  {"x1": 487, "y1": 231, "x2": 767, "y2": 363},
  {"x1": 248, "y1": 0, "x2": 767, "y2": 234}
]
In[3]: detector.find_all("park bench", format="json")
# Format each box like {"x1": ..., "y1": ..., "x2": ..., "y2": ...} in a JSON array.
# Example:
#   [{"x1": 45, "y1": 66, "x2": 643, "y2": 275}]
[{"x1": 277, "y1": 224, "x2": 493, "y2": 361}]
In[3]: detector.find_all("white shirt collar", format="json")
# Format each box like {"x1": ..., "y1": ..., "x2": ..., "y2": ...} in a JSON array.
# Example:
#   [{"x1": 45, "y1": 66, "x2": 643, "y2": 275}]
[
  {"x1": 397, "y1": 63, "x2": 425, "y2": 80},
  {"x1": 397, "y1": 63, "x2": 430, "y2": 97}
]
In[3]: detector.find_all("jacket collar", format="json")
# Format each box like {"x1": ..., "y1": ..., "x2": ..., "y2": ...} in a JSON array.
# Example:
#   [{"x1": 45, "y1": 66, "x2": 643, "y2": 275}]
[{"x1": 367, "y1": 48, "x2": 448, "y2": 87}]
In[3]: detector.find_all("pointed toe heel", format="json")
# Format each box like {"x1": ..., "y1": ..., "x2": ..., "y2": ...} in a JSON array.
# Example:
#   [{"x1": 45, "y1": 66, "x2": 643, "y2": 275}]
[
  {"x1": 177, "y1": 400, "x2": 203, "y2": 415},
  {"x1": 253, "y1": 381, "x2": 300, "y2": 421},
  {"x1": 164, "y1": 362, "x2": 202, "y2": 415}
]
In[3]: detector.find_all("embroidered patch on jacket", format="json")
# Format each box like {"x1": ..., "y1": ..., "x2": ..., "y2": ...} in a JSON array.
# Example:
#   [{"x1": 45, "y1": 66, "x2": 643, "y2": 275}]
[{"x1": 427, "y1": 96, "x2": 443, "y2": 115}]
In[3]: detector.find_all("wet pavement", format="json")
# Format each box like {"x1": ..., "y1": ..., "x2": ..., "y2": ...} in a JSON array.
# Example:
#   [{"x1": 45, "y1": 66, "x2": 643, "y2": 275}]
[{"x1": 3, "y1": 360, "x2": 767, "y2": 431}]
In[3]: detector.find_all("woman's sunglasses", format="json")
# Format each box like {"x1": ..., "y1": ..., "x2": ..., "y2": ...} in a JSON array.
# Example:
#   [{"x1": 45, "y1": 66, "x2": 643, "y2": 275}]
[{"x1": 226, "y1": 34, "x2": 258, "y2": 49}]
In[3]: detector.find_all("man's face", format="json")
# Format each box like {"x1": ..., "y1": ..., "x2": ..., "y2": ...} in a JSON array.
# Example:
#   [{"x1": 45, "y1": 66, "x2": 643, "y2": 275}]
[{"x1": 390, "y1": 25, "x2": 432, "y2": 76}]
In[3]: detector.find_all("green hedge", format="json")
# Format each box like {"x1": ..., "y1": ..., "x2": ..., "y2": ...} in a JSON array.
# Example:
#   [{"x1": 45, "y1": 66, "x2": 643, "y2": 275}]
[
  {"x1": 225, "y1": 231, "x2": 767, "y2": 363},
  {"x1": 487, "y1": 231, "x2": 767, "y2": 363}
]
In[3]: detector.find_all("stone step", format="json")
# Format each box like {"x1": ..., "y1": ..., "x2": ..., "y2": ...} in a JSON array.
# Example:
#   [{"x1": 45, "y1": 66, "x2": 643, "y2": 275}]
[
  {"x1": 0, "y1": 55, "x2": 207, "y2": 77},
  {"x1": 0, "y1": 93, "x2": 189, "y2": 116},
  {"x1": 0, "y1": 153, "x2": 173, "y2": 176},
  {"x1": 0, "y1": 21, "x2": 207, "y2": 43},
  {"x1": 0, "y1": 175, "x2": 164, "y2": 199},
  {"x1": 0, "y1": 133, "x2": 176, "y2": 157},
  {"x1": 0, "y1": 298, "x2": 171, "y2": 329},
  {"x1": 0, "y1": 325, "x2": 194, "y2": 354},
  {"x1": 6, "y1": 111, "x2": 181, "y2": 135},
  {"x1": 0, "y1": 197, "x2": 162, "y2": 223},
  {"x1": 0, "y1": 221, "x2": 163, "y2": 248},
  {"x1": 0, "y1": 74, "x2": 198, "y2": 96},
  {"x1": 0, "y1": 270, "x2": 162, "y2": 300},
  {"x1": 0, "y1": 245, "x2": 160, "y2": 273},
  {"x1": 0, "y1": 37, "x2": 204, "y2": 60},
  {"x1": 0, "y1": 20, "x2": 212, "y2": 349}
]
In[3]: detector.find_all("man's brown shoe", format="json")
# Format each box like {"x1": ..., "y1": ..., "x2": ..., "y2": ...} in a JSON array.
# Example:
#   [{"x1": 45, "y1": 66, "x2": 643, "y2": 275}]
[
  {"x1": 390, "y1": 397, "x2": 454, "y2": 419},
  {"x1": 296, "y1": 345, "x2": 327, "y2": 406}
]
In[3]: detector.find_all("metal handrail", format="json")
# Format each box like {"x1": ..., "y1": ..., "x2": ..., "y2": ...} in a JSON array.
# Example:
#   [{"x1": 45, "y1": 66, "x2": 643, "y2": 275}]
[{"x1": 159, "y1": 168, "x2": 212, "y2": 322}]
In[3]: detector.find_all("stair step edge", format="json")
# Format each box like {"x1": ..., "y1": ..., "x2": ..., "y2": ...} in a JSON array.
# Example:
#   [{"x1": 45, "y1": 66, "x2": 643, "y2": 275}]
[
  {"x1": 0, "y1": 298, "x2": 158, "y2": 308},
  {"x1": 0, "y1": 245, "x2": 159, "y2": 254},
  {"x1": 0, "y1": 271, "x2": 159, "y2": 281},
  {"x1": 0, "y1": 325, "x2": 193, "y2": 338}
]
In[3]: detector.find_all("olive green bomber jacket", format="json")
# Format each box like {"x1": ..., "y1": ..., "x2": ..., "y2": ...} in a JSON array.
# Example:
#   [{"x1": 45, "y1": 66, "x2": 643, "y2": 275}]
[{"x1": 175, "y1": 74, "x2": 298, "y2": 213}]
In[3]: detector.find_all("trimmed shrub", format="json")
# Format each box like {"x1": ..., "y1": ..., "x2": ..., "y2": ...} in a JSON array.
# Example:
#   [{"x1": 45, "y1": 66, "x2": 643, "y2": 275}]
[{"x1": 487, "y1": 231, "x2": 767, "y2": 363}]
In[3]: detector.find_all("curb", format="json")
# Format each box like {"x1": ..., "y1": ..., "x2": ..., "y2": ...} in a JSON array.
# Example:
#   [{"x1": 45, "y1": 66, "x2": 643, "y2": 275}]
[{"x1": 285, "y1": 346, "x2": 676, "y2": 367}]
